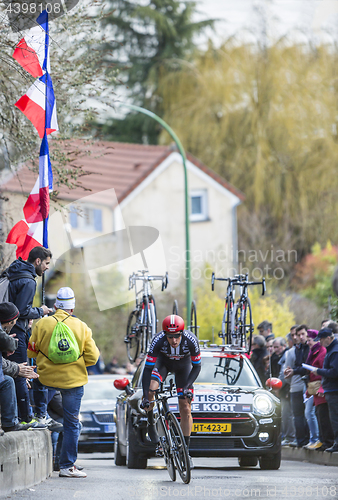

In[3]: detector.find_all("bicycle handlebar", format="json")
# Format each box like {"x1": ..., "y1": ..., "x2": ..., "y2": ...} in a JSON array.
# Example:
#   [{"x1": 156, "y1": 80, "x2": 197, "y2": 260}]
[
  {"x1": 129, "y1": 271, "x2": 169, "y2": 291},
  {"x1": 211, "y1": 273, "x2": 266, "y2": 295}
]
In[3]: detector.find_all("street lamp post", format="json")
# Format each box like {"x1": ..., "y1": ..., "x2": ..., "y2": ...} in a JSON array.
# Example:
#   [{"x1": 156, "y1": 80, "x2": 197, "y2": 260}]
[{"x1": 118, "y1": 103, "x2": 192, "y2": 319}]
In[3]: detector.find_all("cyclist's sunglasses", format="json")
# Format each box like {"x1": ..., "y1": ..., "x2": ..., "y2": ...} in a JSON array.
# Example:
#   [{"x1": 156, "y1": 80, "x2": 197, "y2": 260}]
[{"x1": 166, "y1": 332, "x2": 183, "y2": 339}]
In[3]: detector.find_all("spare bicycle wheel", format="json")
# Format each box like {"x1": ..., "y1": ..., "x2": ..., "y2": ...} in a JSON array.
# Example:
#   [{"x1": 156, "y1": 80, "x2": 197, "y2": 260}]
[
  {"x1": 190, "y1": 300, "x2": 198, "y2": 337},
  {"x1": 125, "y1": 310, "x2": 140, "y2": 362},
  {"x1": 172, "y1": 300, "x2": 179, "y2": 315}
]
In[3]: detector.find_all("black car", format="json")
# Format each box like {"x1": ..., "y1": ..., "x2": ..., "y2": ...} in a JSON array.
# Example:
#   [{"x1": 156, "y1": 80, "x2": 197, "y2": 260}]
[
  {"x1": 114, "y1": 347, "x2": 281, "y2": 470},
  {"x1": 78, "y1": 374, "x2": 131, "y2": 453}
]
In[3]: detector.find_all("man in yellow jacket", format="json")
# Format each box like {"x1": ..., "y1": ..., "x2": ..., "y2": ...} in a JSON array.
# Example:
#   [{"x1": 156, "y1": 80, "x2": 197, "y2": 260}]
[{"x1": 28, "y1": 287, "x2": 99, "y2": 478}]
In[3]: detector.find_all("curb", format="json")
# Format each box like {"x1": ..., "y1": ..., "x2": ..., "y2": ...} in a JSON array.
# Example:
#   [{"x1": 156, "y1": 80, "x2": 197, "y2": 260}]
[
  {"x1": 0, "y1": 429, "x2": 52, "y2": 497},
  {"x1": 282, "y1": 446, "x2": 338, "y2": 466}
]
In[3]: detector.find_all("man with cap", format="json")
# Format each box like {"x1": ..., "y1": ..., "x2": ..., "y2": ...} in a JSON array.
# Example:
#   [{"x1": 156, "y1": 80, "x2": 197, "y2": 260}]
[
  {"x1": 28, "y1": 287, "x2": 100, "y2": 477},
  {"x1": 312, "y1": 328, "x2": 338, "y2": 452},
  {"x1": 0, "y1": 302, "x2": 37, "y2": 432}
]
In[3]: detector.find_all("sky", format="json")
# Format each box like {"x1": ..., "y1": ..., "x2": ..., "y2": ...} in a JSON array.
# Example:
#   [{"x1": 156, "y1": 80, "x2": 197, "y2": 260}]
[{"x1": 193, "y1": 0, "x2": 338, "y2": 45}]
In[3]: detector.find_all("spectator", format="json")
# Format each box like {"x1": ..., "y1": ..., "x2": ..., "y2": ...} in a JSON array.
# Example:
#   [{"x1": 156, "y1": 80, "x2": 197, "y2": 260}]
[
  {"x1": 302, "y1": 330, "x2": 320, "y2": 449},
  {"x1": 278, "y1": 332, "x2": 296, "y2": 446},
  {"x1": 28, "y1": 286, "x2": 100, "y2": 477},
  {"x1": 0, "y1": 302, "x2": 36, "y2": 432},
  {"x1": 87, "y1": 348, "x2": 105, "y2": 375},
  {"x1": 284, "y1": 324, "x2": 310, "y2": 447},
  {"x1": 304, "y1": 329, "x2": 334, "y2": 451},
  {"x1": 313, "y1": 328, "x2": 338, "y2": 453},
  {"x1": 271, "y1": 337, "x2": 287, "y2": 378},
  {"x1": 257, "y1": 321, "x2": 273, "y2": 338},
  {"x1": 250, "y1": 335, "x2": 268, "y2": 385},
  {"x1": 6, "y1": 246, "x2": 52, "y2": 428}
]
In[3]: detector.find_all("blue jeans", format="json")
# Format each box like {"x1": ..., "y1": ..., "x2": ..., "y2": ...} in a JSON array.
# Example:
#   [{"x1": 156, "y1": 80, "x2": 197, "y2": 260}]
[
  {"x1": 32, "y1": 378, "x2": 56, "y2": 418},
  {"x1": 291, "y1": 391, "x2": 310, "y2": 447},
  {"x1": 7, "y1": 331, "x2": 32, "y2": 422},
  {"x1": 0, "y1": 375, "x2": 18, "y2": 427},
  {"x1": 324, "y1": 392, "x2": 338, "y2": 445},
  {"x1": 57, "y1": 386, "x2": 84, "y2": 469},
  {"x1": 304, "y1": 395, "x2": 319, "y2": 443}
]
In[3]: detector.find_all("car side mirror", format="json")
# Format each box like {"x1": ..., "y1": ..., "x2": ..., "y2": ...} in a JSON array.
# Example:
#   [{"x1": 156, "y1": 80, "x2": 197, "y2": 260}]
[
  {"x1": 114, "y1": 378, "x2": 131, "y2": 391},
  {"x1": 266, "y1": 377, "x2": 283, "y2": 390}
]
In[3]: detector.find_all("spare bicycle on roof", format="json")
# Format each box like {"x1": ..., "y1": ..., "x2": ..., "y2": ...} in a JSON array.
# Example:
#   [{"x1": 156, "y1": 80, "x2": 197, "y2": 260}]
[
  {"x1": 125, "y1": 270, "x2": 168, "y2": 362},
  {"x1": 211, "y1": 273, "x2": 266, "y2": 352}
]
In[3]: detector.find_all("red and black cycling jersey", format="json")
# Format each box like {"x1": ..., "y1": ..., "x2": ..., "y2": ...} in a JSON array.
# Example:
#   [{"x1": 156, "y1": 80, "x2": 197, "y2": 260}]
[
  {"x1": 145, "y1": 330, "x2": 201, "y2": 367},
  {"x1": 142, "y1": 330, "x2": 201, "y2": 398}
]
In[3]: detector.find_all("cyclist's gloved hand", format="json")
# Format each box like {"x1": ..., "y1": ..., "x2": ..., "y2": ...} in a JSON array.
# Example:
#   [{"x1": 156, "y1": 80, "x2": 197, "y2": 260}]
[
  {"x1": 140, "y1": 398, "x2": 150, "y2": 410},
  {"x1": 183, "y1": 389, "x2": 193, "y2": 400}
]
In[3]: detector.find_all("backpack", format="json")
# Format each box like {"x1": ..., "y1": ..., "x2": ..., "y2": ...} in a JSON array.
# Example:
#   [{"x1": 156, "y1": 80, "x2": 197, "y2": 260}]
[
  {"x1": 0, "y1": 270, "x2": 35, "y2": 303},
  {"x1": 47, "y1": 316, "x2": 81, "y2": 364}
]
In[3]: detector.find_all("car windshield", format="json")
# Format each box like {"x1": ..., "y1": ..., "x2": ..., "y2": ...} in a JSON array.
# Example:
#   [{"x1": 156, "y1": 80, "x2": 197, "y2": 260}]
[
  {"x1": 83, "y1": 378, "x2": 122, "y2": 401},
  {"x1": 196, "y1": 355, "x2": 260, "y2": 387}
]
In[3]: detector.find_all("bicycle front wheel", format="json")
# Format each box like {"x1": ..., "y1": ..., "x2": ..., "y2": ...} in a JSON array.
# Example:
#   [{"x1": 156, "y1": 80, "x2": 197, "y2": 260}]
[
  {"x1": 166, "y1": 412, "x2": 191, "y2": 484},
  {"x1": 141, "y1": 297, "x2": 152, "y2": 353},
  {"x1": 126, "y1": 310, "x2": 140, "y2": 362}
]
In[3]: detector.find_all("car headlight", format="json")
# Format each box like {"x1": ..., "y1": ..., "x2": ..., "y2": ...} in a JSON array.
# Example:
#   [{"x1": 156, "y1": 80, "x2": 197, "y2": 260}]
[
  {"x1": 79, "y1": 412, "x2": 93, "y2": 423},
  {"x1": 253, "y1": 394, "x2": 273, "y2": 415}
]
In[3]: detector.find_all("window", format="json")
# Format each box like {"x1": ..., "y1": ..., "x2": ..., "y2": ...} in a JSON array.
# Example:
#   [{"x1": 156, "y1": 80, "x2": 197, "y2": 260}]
[
  {"x1": 68, "y1": 205, "x2": 103, "y2": 232},
  {"x1": 190, "y1": 189, "x2": 208, "y2": 222}
]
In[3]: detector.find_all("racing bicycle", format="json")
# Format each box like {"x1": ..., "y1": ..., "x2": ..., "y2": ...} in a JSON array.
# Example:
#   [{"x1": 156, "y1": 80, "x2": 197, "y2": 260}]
[
  {"x1": 233, "y1": 274, "x2": 265, "y2": 351},
  {"x1": 154, "y1": 381, "x2": 191, "y2": 484},
  {"x1": 125, "y1": 270, "x2": 168, "y2": 362},
  {"x1": 211, "y1": 273, "x2": 242, "y2": 345}
]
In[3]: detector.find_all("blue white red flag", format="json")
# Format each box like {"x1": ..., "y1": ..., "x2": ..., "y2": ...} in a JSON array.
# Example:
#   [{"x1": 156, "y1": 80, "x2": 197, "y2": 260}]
[
  {"x1": 15, "y1": 72, "x2": 58, "y2": 139},
  {"x1": 14, "y1": 11, "x2": 58, "y2": 138},
  {"x1": 7, "y1": 133, "x2": 53, "y2": 253},
  {"x1": 12, "y1": 11, "x2": 49, "y2": 77}
]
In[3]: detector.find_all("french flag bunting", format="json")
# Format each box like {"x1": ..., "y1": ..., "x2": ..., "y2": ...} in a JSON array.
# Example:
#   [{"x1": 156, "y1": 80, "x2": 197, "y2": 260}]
[
  {"x1": 15, "y1": 72, "x2": 58, "y2": 139},
  {"x1": 12, "y1": 11, "x2": 49, "y2": 78},
  {"x1": 23, "y1": 134, "x2": 53, "y2": 227},
  {"x1": 6, "y1": 219, "x2": 44, "y2": 260}
]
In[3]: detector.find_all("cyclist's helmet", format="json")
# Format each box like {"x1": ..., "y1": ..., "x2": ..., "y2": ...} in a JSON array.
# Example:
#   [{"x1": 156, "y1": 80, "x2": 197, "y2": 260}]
[{"x1": 162, "y1": 315, "x2": 184, "y2": 333}]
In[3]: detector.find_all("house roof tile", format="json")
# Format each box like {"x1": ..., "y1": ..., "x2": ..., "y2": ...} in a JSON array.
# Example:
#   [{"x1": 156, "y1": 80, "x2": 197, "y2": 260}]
[{"x1": 1, "y1": 140, "x2": 244, "y2": 206}]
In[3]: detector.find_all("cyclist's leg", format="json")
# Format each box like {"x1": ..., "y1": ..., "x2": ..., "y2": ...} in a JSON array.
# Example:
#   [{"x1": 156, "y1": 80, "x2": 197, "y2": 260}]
[
  {"x1": 147, "y1": 359, "x2": 168, "y2": 443},
  {"x1": 175, "y1": 360, "x2": 194, "y2": 452}
]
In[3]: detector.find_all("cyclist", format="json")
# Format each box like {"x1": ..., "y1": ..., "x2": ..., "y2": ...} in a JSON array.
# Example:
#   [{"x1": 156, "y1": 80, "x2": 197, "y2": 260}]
[{"x1": 141, "y1": 314, "x2": 201, "y2": 463}]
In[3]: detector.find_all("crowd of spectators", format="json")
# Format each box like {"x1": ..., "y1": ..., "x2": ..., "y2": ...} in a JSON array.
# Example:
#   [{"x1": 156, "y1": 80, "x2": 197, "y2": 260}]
[{"x1": 250, "y1": 319, "x2": 338, "y2": 453}]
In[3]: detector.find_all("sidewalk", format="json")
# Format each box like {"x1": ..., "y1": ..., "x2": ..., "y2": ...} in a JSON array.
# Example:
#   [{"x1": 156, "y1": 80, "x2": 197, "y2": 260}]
[
  {"x1": 0, "y1": 429, "x2": 52, "y2": 497},
  {"x1": 282, "y1": 445, "x2": 338, "y2": 466}
]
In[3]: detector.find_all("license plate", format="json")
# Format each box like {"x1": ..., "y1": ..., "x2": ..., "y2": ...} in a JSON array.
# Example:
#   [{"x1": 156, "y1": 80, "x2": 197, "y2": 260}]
[{"x1": 192, "y1": 423, "x2": 231, "y2": 433}]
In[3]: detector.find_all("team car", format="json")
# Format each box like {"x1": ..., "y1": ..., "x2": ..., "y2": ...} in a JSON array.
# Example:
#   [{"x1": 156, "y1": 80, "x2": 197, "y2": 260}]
[{"x1": 114, "y1": 345, "x2": 281, "y2": 470}]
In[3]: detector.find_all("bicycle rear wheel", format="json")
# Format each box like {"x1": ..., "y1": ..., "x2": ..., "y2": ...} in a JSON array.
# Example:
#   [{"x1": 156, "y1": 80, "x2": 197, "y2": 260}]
[
  {"x1": 242, "y1": 297, "x2": 253, "y2": 352},
  {"x1": 166, "y1": 412, "x2": 191, "y2": 484},
  {"x1": 125, "y1": 310, "x2": 140, "y2": 362}
]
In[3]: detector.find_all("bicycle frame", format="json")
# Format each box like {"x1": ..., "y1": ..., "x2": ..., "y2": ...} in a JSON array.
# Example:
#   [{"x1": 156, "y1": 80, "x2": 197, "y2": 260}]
[{"x1": 125, "y1": 270, "x2": 168, "y2": 361}]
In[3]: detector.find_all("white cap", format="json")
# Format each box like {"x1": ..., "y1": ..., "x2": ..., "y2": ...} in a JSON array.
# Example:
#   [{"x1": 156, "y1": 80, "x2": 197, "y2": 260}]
[{"x1": 55, "y1": 287, "x2": 75, "y2": 310}]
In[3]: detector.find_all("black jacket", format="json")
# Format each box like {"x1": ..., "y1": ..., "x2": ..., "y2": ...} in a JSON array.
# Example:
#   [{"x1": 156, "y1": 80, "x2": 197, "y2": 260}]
[
  {"x1": 0, "y1": 326, "x2": 18, "y2": 383},
  {"x1": 8, "y1": 258, "x2": 43, "y2": 335},
  {"x1": 250, "y1": 347, "x2": 268, "y2": 385},
  {"x1": 293, "y1": 343, "x2": 310, "y2": 376},
  {"x1": 318, "y1": 339, "x2": 338, "y2": 393}
]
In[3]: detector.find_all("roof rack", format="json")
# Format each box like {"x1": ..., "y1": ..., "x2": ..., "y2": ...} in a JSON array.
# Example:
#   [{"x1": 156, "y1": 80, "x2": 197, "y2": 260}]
[{"x1": 199, "y1": 340, "x2": 248, "y2": 353}]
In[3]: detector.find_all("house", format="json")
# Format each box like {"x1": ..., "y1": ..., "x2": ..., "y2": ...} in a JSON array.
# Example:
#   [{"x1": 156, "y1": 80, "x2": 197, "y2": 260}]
[{"x1": 1, "y1": 140, "x2": 244, "y2": 310}]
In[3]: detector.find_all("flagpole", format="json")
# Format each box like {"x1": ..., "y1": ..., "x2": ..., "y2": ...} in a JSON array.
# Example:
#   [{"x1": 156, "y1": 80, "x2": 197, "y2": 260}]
[{"x1": 41, "y1": 10, "x2": 48, "y2": 308}]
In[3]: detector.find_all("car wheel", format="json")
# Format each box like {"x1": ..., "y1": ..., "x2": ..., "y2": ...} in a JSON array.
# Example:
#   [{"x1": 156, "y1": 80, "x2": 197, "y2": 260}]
[
  {"x1": 126, "y1": 417, "x2": 147, "y2": 469},
  {"x1": 114, "y1": 432, "x2": 126, "y2": 466},
  {"x1": 238, "y1": 456, "x2": 258, "y2": 467},
  {"x1": 259, "y1": 450, "x2": 281, "y2": 470}
]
